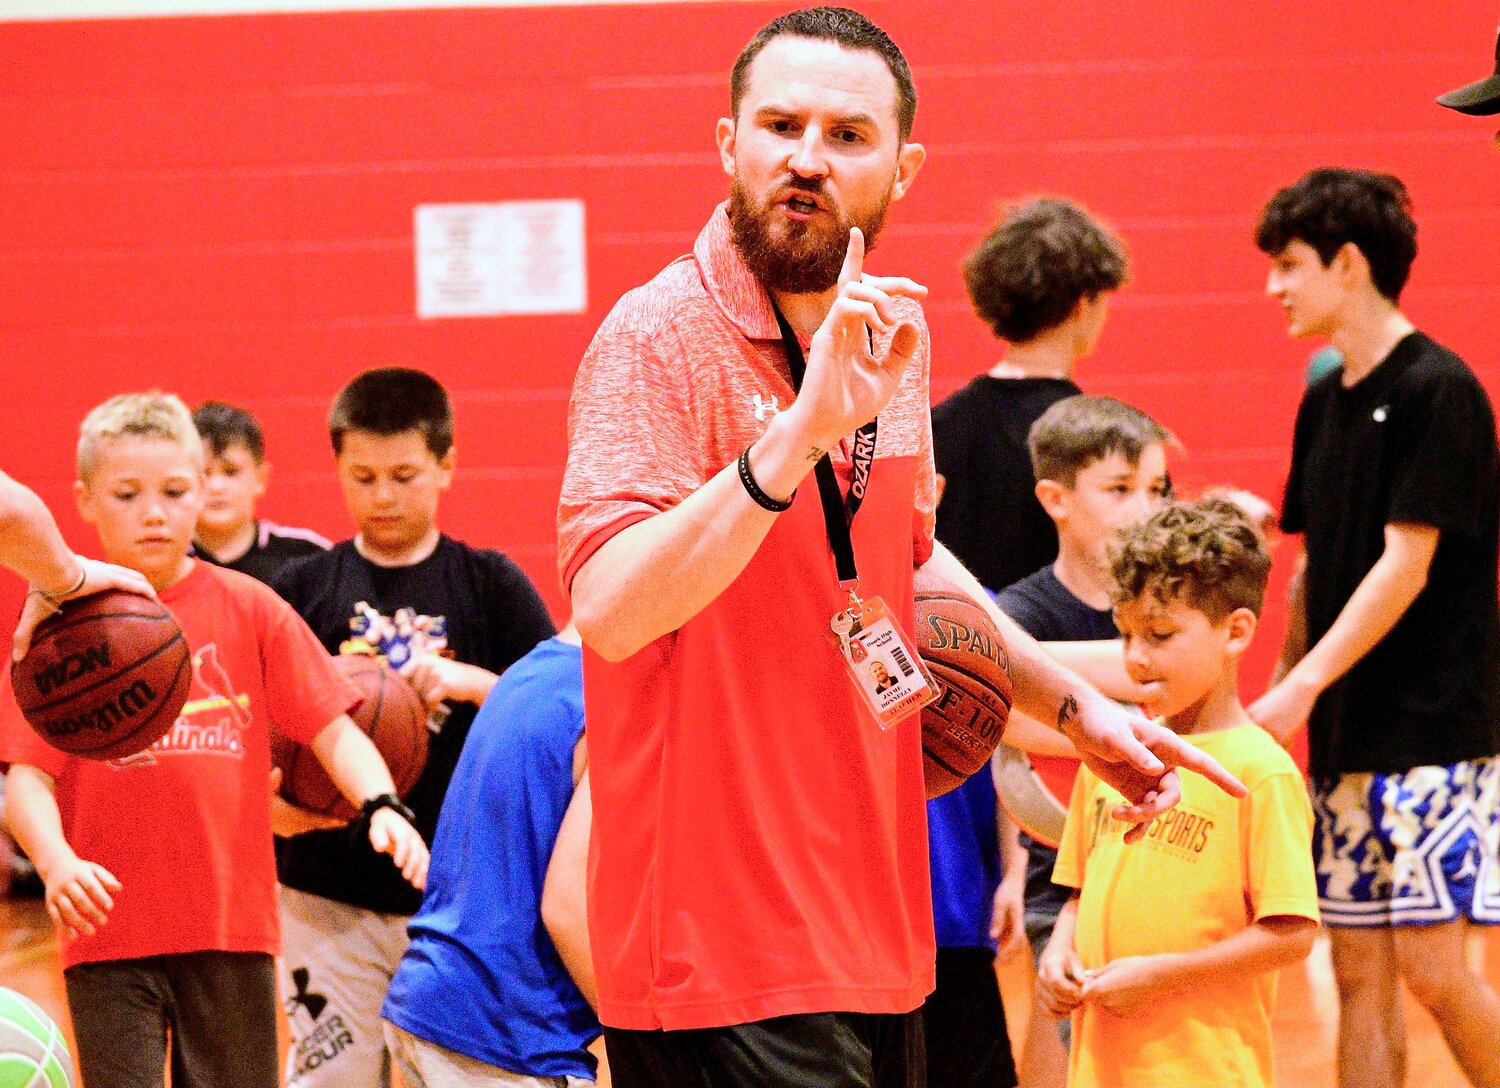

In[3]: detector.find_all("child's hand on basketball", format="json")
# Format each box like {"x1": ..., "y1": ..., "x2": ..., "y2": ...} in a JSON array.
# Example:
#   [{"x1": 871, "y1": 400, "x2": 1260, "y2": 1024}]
[
  {"x1": 42, "y1": 853, "x2": 120, "y2": 940},
  {"x1": 1036, "y1": 941, "x2": 1087, "y2": 1019},
  {"x1": 267, "y1": 768, "x2": 349, "y2": 836},
  {"x1": 12, "y1": 555, "x2": 156, "y2": 662},
  {"x1": 399, "y1": 654, "x2": 497, "y2": 707},
  {"x1": 1081, "y1": 955, "x2": 1174, "y2": 1018},
  {"x1": 368, "y1": 807, "x2": 429, "y2": 890}
]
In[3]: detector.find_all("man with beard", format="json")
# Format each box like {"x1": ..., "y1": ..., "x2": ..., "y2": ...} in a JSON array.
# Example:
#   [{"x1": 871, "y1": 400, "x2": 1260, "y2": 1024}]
[{"x1": 558, "y1": 9, "x2": 1243, "y2": 1087}]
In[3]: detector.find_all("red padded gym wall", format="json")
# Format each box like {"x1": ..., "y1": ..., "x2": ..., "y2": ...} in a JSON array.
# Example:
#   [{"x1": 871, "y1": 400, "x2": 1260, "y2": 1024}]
[{"x1": 2, "y1": 1, "x2": 1498, "y2": 692}]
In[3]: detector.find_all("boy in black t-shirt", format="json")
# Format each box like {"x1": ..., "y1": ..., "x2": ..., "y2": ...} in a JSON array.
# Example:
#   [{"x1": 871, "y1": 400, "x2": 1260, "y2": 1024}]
[
  {"x1": 992, "y1": 395, "x2": 1170, "y2": 1087},
  {"x1": 932, "y1": 198, "x2": 1129, "y2": 595},
  {"x1": 924, "y1": 203, "x2": 1130, "y2": 1088},
  {"x1": 1252, "y1": 168, "x2": 1500, "y2": 1088},
  {"x1": 192, "y1": 401, "x2": 330, "y2": 584},
  {"x1": 271, "y1": 369, "x2": 556, "y2": 1088}
]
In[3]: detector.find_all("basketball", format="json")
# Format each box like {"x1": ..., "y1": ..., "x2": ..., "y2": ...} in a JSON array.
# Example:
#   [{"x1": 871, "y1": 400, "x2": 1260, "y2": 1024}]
[
  {"x1": 9, "y1": 591, "x2": 191, "y2": 762},
  {"x1": 0, "y1": 987, "x2": 74, "y2": 1088},
  {"x1": 913, "y1": 570, "x2": 1013, "y2": 799},
  {"x1": 275, "y1": 654, "x2": 429, "y2": 820}
]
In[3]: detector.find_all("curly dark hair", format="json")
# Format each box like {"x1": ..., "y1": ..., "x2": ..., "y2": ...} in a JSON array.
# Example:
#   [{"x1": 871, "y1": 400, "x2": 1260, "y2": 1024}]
[
  {"x1": 1255, "y1": 168, "x2": 1418, "y2": 302},
  {"x1": 963, "y1": 198, "x2": 1128, "y2": 344},
  {"x1": 1110, "y1": 497, "x2": 1272, "y2": 621},
  {"x1": 731, "y1": 7, "x2": 916, "y2": 142}
]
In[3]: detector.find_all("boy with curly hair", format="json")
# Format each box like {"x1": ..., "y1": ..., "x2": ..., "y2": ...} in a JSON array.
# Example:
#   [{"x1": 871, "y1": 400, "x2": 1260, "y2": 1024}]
[{"x1": 1038, "y1": 498, "x2": 1319, "y2": 1088}]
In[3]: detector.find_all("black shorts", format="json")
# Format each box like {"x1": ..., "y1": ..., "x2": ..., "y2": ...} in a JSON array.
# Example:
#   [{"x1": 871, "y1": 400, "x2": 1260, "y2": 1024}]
[
  {"x1": 604, "y1": 1009, "x2": 925, "y2": 1088},
  {"x1": 64, "y1": 950, "x2": 279, "y2": 1088},
  {"x1": 921, "y1": 947, "x2": 1018, "y2": 1088}
]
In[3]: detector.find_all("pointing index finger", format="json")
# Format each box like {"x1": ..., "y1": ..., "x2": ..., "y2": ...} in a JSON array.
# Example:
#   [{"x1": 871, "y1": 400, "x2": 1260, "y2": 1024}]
[
  {"x1": 1154, "y1": 733, "x2": 1248, "y2": 798},
  {"x1": 838, "y1": 227, "x2": 865, "y2": 290}
]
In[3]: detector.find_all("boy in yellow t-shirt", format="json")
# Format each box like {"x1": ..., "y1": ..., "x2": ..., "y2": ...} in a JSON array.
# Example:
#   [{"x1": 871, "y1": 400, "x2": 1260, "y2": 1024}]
[{"x1": 1038, "y1": 498, "x2": 1319, "y2": 1088}]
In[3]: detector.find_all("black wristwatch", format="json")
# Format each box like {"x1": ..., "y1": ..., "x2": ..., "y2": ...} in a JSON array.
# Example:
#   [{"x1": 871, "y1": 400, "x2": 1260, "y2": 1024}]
[{"x1": 359, "y1": 792, "x2": 417, "y2": 825}]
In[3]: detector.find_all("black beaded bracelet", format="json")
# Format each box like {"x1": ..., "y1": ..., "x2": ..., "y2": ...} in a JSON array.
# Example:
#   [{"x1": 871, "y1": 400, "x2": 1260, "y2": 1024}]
[{"x1": 738, "y1": 447, "x2": 795, "y2": 512}]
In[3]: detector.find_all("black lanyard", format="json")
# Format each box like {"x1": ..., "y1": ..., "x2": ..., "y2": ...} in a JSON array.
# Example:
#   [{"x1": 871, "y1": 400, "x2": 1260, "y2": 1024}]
[{"x1": 770, "y1": 302, "x2": 877, "y2": 588}]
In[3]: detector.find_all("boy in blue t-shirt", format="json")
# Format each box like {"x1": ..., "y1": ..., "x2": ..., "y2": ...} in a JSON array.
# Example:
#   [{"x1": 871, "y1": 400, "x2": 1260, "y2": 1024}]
[{"x1": 381, "y1": 624, "x2": 600, "y2": 1086}]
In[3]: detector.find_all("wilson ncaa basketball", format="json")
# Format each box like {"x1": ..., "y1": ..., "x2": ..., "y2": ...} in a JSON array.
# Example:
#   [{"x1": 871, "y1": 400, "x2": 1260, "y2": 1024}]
[
  {"x1": 10, "y1": 591, "x2": 191, "y2": 762},
  {"x1": 275, "y1": 654, "x2": 429, "y2": 819},
  {"x1": 912, "y1": 570, "x2": 1013, "y2": 799}
]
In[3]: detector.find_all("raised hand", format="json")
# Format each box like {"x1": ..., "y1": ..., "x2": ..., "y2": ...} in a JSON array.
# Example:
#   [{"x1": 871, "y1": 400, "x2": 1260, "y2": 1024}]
[{"x1": 784, "y1": 228, "x2": 927, "y2": 450}]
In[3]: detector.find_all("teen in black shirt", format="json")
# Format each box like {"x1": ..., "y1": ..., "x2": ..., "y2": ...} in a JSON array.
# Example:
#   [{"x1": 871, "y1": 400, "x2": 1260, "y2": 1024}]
[
  {"x1": 1283, "y1": 331, "x2": 1500, "y2": 775},
  {"x1": 1255, "y1": 167, "x2": 1500, "y2": 1088},
  {"x1": 932, "y1": 199, "x2": 1128, "y2": 594}
]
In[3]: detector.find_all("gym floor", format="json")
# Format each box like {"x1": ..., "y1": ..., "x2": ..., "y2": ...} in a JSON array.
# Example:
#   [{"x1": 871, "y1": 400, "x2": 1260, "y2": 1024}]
[{"x1": 4, "y1": 894, "x2": 1495, "y2": 1087}]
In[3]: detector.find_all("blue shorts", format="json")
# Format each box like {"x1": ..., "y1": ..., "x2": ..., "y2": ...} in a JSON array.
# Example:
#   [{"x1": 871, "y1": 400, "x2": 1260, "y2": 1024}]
[{"x1": 1311, "y1": 756, "x2": 1500, "y2": 927}]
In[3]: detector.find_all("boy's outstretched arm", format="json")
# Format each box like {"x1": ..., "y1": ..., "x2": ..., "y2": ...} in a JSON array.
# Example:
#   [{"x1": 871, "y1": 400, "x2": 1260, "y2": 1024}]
[
  {"x1": 1081, "y1": 915, "x2": 1318, "y2": 1018},
  {"x1": 398, "y1": 654, "x2": 498, "y2": 707},
  {"x1": 542, "y1": 768, "x2": 597, "y2": 1009},
  {"x1": 1040, "y1": 640, "x2": 1160, "y2": 706},
  {"x1": 1036, "y1": 894, "x2": 1086, "y2": 1019},
  {"x1": 5, "y1": 764, "x2": 120, "y2": 939},
  {"x1": 309, "y1": 715, "x2": 429, "y2": 889}
]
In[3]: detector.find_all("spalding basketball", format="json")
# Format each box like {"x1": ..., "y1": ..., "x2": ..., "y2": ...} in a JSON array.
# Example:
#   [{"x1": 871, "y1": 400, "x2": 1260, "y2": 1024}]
[
  {"x1": 10, "y1": 591, "x2": 191, "y2": 762},
  {"x1": 913, "y1": 570, "x2": 1013, "y2": 799},
  {"x1": 275, "y1": 655, "x2": 428, "y2": 820}
]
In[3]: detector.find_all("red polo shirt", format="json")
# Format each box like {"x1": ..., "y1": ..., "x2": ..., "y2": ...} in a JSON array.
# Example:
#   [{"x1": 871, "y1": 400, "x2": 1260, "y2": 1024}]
[{"x1": 558, "y1": 205, "x2": 938, "y2": 1030}]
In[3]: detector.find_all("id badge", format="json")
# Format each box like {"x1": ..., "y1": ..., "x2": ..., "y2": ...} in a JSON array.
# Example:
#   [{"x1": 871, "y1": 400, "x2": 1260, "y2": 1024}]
[{"x1": 830, "y1": 594, "x2": 939, "y2": 729}]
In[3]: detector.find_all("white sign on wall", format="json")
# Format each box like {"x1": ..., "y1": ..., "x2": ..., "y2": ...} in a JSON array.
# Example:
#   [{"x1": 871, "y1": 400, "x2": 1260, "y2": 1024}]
[{"x1": 414, "y1": 199, "x2": 586, "y2": 319}]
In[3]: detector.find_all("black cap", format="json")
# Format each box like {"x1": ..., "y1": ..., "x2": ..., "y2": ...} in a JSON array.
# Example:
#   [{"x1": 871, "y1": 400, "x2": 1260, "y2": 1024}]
[{"x1": 1438, "y1": 26, "x2": 1500, "y2": 115}]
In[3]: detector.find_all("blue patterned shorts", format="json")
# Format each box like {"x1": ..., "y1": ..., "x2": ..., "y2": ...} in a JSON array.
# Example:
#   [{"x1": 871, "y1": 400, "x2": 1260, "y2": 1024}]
[{"x1": 1311, "y1": 756, "x2": 1500, "y2": 927}]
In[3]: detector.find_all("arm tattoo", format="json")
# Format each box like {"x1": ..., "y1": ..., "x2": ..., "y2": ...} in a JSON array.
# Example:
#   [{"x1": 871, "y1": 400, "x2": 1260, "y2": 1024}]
[
  {"x1": 1057, "y1": 694, "x2": 1080, "y2": 730},
  {"x1": 806, "y1": 447, "x2": 826, "y2": 462}
]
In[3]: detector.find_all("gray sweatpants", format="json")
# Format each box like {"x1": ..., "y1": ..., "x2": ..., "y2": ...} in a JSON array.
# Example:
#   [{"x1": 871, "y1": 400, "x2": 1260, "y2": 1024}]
[{"x1": 279, "y1": 885, "x2": 411, "y2": 1088}]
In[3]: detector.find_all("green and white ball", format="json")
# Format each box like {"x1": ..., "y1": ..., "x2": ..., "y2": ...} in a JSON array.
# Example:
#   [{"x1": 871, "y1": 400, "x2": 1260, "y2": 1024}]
[{"x1": 0, "y1": 988, "x2": 72, "y2": 1088}]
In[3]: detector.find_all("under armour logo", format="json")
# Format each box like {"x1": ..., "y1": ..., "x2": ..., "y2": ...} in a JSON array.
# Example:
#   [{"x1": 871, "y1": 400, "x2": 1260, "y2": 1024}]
[
  {"x1": 751, "y1": 393, "x2": 780, "y2": 421},
  {"x1": 285, "y1": 967, "x2": 328, "y2": 1021}
]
